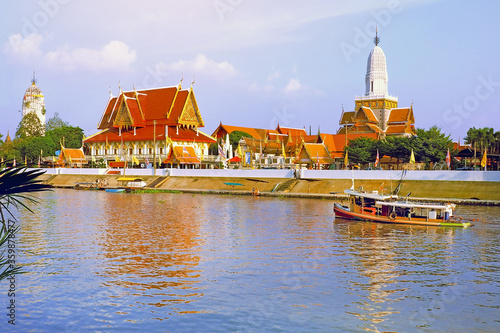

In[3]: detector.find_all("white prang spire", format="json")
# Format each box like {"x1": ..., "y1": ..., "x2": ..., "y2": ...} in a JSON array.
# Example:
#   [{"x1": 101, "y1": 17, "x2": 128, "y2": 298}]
[{"x1": 365, "y1": 28, "x2": 389, "y2": 97}]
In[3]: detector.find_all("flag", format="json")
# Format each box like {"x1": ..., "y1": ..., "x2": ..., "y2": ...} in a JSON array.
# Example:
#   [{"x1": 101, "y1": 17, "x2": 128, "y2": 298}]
[
  {"x1": 69, "y1": 155, "x2": 72, "y2": 164},
  {"x1": 237, "y1": 143, "x2": 243, "y2": 158},
  {"x1": 145, "y1": 156, "x2": 149, "y2": 165},
  {"x1": 25, "y1": 156, "x2": 27, "y2": 166},
  {"x1": 52, "y1": 156, "x2": 56, "y2": 162},
  {"x1": 13, "y1": 158, "x2": 16, "y2": 167},
  {"x1": 316, "y1": 150, "x2": 320, "y2": 169},
  {"x1": 115, "y1": 156, "x2": 121, "y2": 162},
  {"x1": 445, "y1": 148, "x2": 451, "y2": 168},
  {"x1": 218, "y1": 143, "x2": 225, "y2": 159},
  {"x1": 409, "y1": 149, "x2": 415, "y2": 164},
  {"x1": 92, "y1": 155, "x2": 96, "y2": 163},
  {"x1": 344, "y1": 150, "x2": 348, "y2": 168},
  {"x1": 282, "y1": 140, "x2": 286, "y2": 158},
  {"x1": 481, "y1": 149, "x2": 487, "y2": 168},
  {"x1": 133, "y1": 156, "x2": 140, "y2": 165},
  {"x1": 374, "y1": 149, "x2": 380, "y2": 168},
  {"x1": 37, "y1": 156, "x2": 40, "y2": 167},
  {"x1": 245, "y1": 151, "x2": 251, "y2": 165}
]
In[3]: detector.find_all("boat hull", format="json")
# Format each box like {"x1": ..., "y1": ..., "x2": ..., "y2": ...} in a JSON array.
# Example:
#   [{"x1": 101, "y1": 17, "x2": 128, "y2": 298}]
[{"x1": 333, "y1": 203, "x2": 471, "y2": 228}]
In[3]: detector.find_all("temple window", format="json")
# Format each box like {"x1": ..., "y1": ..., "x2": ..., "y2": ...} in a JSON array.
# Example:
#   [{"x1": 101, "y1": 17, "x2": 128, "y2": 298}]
[
  {"x1": 138, "y1": 148, "x2": 142, "y2": 154},
  {"x1": 371, "y1": 81, "x2": 373, "y2": 92}
]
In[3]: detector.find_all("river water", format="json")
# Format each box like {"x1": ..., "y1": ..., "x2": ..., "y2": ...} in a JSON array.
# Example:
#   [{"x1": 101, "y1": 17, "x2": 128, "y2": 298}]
[{"x1": 1, "y1": 189, "x2": 499, "y2": 332}]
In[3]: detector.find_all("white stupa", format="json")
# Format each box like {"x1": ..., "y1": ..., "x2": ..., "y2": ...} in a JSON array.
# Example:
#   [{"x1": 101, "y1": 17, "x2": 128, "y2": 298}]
[{"x1": 22, "y1": 72, "x2": 46, "y2": 135}]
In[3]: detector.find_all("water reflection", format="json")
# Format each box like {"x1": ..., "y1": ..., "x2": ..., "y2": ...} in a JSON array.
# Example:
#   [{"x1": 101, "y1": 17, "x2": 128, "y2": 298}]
[
  {"x1": 96, "y1": 193, "x2": 204, "y2": 308},
  {"x1": 333, "y1": 219, "x2": 470, "y2": 332},
  {"x1": 4, "y1": 190, "x2": 499, "y2": 332}
]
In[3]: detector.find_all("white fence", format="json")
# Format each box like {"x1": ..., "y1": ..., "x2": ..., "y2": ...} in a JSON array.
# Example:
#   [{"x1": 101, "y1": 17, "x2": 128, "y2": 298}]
[
  {"x1": 300, "y1": 170, "x2": 500, "y2": 182},
  {"x1": 33, "y1": 168, "x2": 500, "y2": 182}
]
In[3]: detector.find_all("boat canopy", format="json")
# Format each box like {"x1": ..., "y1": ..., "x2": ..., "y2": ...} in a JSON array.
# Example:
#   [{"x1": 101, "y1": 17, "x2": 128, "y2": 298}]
[
  {"x1": 344, "y1": 189, "x2": 397, "y2": 201},
  {"x1": 117, "y1": 177, "x2": 143, "y2": 182},
  {"x1": 375, "y1": 201, "x2": 455, "y2": 210}
]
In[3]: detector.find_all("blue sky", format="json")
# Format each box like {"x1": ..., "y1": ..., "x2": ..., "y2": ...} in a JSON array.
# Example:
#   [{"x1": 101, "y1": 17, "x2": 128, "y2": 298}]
[{"x1": 1, "y1": 0, "x2": 499, "y2": 142}]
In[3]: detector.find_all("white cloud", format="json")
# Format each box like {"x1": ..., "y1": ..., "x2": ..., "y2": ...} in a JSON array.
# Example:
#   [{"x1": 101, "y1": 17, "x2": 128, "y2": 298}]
[
  {"x1": 267, "y1": 70, "x2": 281, "y2": 81},
  {"x1": 284, "y1": 78, "x2": 302, "y2": 93},
  {"x1": 3, "y1": 33, "x2": 43, "y2": 59},
  {"x1": 44, "y1": 40, "x2": 136, "y2": 72},
  {"x1": 160, "y1": 54, "x2": 237, "y2": 78}
]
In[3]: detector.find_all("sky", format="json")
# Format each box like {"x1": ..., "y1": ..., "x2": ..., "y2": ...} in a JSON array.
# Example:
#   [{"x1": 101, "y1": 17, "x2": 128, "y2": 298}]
[{"x1": 1, "y1": 0, "x2": 499, "y2": 142}]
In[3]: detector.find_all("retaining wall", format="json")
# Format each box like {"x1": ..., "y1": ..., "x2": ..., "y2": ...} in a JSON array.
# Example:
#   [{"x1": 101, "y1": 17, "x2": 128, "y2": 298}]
[{"x1": 33, "y1": 168, "x2": 500, "y2": 182}]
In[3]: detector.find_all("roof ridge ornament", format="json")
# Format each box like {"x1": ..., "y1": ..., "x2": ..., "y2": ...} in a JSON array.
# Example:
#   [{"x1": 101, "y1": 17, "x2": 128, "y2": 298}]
[{"x1": 374, "y1": 26, "x2": 380, "y2": 46}]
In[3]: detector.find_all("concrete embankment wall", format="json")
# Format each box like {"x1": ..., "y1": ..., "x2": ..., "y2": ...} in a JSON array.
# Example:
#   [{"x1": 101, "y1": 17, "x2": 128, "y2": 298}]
[{"x1": 35, "y1": 168, "x2": 500, "y2": 201}]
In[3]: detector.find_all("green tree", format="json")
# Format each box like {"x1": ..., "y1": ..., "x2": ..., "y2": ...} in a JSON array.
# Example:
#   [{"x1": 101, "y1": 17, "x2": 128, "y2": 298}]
[
  {"x1": 0, "y1": 163, "x2": 51, "y2": 280},
  {"x1": 345, "y1": 137, "x2": 376, "y2": 165},
  {"x1": 229, "y1": 131, "x2": 252, "y2": 150},
  {"x1": 16, "y1": 112, "x2": 44, "y2": 139},
  {"x1": 46, "y1": 112, "x2": 69, "y2": 131}
]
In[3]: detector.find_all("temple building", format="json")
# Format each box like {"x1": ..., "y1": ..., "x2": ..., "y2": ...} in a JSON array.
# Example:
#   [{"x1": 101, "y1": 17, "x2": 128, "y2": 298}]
[
  {"x1": 338, "y1": 31, "x2": 416, "y2": 137},
  {"x1": 84, "y1": 82, "x2": 216, "y2": 168},
  {"x1": 22, "y1": 72, "x2": 46, "y2": 135}
]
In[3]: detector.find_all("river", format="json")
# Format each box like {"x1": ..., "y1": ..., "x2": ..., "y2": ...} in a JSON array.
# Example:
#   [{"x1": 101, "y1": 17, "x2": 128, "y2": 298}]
[{"x1": 1, "y1": 189, "x2": 499, "y2": 332}]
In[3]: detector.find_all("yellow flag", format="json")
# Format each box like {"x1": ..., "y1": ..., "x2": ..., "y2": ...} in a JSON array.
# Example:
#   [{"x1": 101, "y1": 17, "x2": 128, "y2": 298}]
[
  {"x1": 52, "y1": 156, "x2": 56, "y2": 162},
  {"x1": 92, "y1": 155, "x2": 96, "y2": 162},
  {"x1": 344, "y1": 150, "x2": 348, "y2": 168},
  {"x1": 69, "y1": 155, "x2": 72, "y2": 163},
  {"x1": 282, "y1": 140, "x2": 286, "y2": 158},
  {"x1": 481, "y1": 149, "x2": 487, "y2": 168},
  {"x1": 237, "y1": 143, "x2": 243, "y2": 158},
  {"x1": 409, "y1": 149, "x2": 415, "y2": 164},
  {"x1": 115, "y1": 156, "x2": 121, "y2": 162},
  {"x1": 133, "y1": 156, "x2": 140, "y2": 165}
]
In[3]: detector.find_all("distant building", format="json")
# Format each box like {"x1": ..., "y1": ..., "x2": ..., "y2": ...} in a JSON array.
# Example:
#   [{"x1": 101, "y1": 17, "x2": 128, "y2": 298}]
[
  {"x1": 84, "y1": 82, "x2": 216, "y2": 168},
  {"x1": 22, "y1": 72, "x2": 46, "y2": 135},
  {"x1": 338, "y1": 31, "x2": 416, "y2": 137}
]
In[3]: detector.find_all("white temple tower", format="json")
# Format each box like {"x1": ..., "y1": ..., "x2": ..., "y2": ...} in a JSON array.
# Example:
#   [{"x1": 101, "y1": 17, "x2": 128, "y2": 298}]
[
  {"x1": 22, "y1": 72, "x2": 46, "y2": 135},
  {"x1": 365, "y1": 33, "x2": 389, "y2": 97}
]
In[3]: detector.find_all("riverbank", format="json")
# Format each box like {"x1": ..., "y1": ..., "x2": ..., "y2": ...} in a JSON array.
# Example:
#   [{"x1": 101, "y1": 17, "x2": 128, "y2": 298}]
[{"x1": 38, "y1": 173, "x2": 500, "y2": 205}]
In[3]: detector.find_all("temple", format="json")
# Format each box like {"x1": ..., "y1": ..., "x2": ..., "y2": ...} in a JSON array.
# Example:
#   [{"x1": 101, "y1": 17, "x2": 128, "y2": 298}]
[
  {"x1": 22, "y1": 72, "x2": 46, "y2": 135},
  {"x1": 84, "y1": 82, "x2": 216, "y2": 168},
  {"x1": 338, "y1": 30, "x2": 416, "y2": 137}
]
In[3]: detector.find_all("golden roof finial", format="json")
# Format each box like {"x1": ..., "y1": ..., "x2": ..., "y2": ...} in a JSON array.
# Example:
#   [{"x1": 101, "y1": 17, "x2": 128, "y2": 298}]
[{"x1": 179, "y1": 74, "x2": 184, "y2": 89}]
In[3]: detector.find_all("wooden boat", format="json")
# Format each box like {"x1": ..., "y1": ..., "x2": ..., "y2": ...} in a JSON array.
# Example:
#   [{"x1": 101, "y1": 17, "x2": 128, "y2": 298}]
[{"x1": 334, "y1": 188, "x2": 473, "y2": 228}]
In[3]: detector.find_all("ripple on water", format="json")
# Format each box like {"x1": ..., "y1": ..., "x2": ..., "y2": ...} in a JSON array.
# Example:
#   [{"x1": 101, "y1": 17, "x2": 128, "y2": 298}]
[{"x1": 0, "y1": 190, "x2": 498, "y2": 332}]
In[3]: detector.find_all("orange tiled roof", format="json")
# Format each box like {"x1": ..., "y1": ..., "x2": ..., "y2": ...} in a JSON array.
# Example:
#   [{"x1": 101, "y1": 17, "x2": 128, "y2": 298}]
[
  {"x1": 296, "y1": 143, "x2": 334, "y2": 164},
  {"x1": 277, "y1": 125, "x2": 307, "y2": 138},
  {"x1": 97, "y1": 86, "x2": 204, "y2": 130},
  {"x1": 385, "y1": 124, "x2": 415, "y2": 135},
  {"x1": 163, "y1": 146, "x2": 200, "y2": 164},
  {"x1": 359, "y1": 107, "x2": 378, "y2": 123},
  {"x1": 339, "y1": 111, "x2": 355, "y2": 125},
  {"x1": 388, "y1": 107, "x2": 414, "y2": 123},
  {"x1": 84, "y1": 125, "x2": 215, "y2": 144},
  {"x1": 211, "y1": 124, "x2": 267, "y2": 140}
]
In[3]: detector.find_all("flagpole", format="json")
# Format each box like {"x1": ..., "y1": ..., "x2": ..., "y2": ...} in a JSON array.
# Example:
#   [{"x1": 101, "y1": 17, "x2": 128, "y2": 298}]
[{"x1": 153, "y1": 120, "x2": 157, "y2": 176}]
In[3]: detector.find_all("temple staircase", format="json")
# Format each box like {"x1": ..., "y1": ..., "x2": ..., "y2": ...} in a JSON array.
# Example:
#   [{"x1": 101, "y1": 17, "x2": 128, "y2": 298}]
[
  {"x1": 146, "y1": 176, "x2": 169, "y2": 188},
  {"x1": 274, "y1": 178, "x2": 298, "y2": 193}
]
